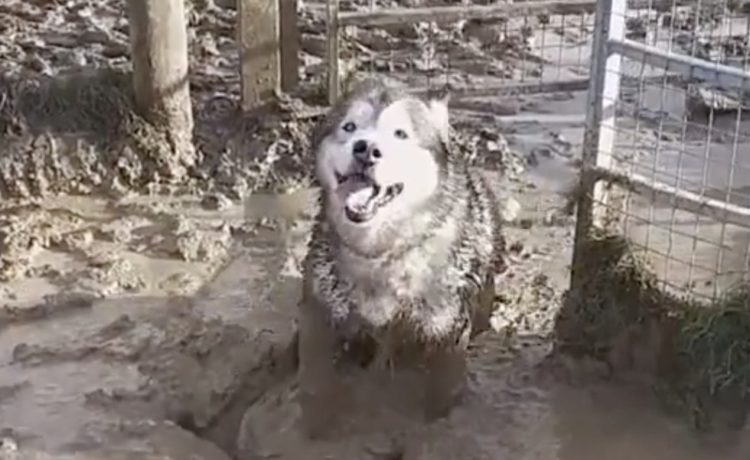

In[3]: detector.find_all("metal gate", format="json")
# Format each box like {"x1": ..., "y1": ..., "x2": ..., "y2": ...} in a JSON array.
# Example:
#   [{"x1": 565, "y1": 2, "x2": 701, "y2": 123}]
[{"x1": 572, "y1": 0, "x2": 750, "y2": 302}]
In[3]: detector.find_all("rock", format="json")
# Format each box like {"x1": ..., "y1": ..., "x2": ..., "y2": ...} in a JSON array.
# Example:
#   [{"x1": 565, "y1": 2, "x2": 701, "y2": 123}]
[
  {"x1": 690, "y1": 86, "x2": 742, "y2": 113},
  {"x1": 215, "y1": 0, "x2": 237, "y2": 9},
  {"x1": 0, "y1": 437, "x2": 18, "y2": 460},
  {"x1": 508, "y1": 241, "x2": 524, "y2": 253},
  {"x1": 172, "y1": 229, "x2": 230, "y2": 263},
  {"x1": 463, "y1": 19, "x2": 501, "y2": 48},
  {"x1": 353, "y1": 29, "x2": 395, "y2": 53},
  {"x1": 158, "y1": 272, "x2": 202, "y2": 295},
  {"x1": 200, "y1": 192, "x2": 232, "y2": 211},
  {"x1": 196, "y1": 34, "x2": 220, "y2": 57},
  {"x1": 24, "y1": 55, "x2": 52, "y2": 75},
  {"x1": 625, "y1": 17, "x2": 647, "y2": 40},
  {"x1": 57, "y1": 230, "x2": 94, "y2": 252},
  {"x1": 0, "y1": 257, "x2": 30, "y2": 283},
  {"x1": 526, "y1": 150, "x2": 539, "y2": 167},
  {"x1": 519, "y1": 218, "x2": 534, "y2": 229},
  {"x1": 501, "y1": 197, "x2": 521, "y2": 223},
  {"x1": 301, "y1": 34, "x2": 326, "y2": 58},
  {"x1": 71, "y1": 256, "x2": 146, "y2": 296}
]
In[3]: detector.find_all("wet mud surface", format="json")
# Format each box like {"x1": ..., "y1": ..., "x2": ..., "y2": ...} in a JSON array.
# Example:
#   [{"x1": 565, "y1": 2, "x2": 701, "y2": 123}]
[
  {"x1": 2, "y1": 174, "x2": 748, "y2": 460},
  {"x1": 0, "y1": 191, "x2": 311, "y2": 459},
  {"x1": 2, "y1": 0, "x2": 750, "y2": 458}
]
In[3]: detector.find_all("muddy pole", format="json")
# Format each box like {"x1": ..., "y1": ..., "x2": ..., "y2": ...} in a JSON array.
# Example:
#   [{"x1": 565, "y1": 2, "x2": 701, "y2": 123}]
[
  {"x1": 126, "y1": 0, "x2": 195, "y2": 177},
  {"x1": 238, "y1": 0, "x2": 281, "y2": 110},
  {"x1": 279, "y1": 0, "x2": 300, "y2": 93}
]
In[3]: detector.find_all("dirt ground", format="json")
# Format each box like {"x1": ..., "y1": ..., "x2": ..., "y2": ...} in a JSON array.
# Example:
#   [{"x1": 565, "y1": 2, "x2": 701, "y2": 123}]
[{"x1": 1, "y1": 0, "x2": 750, "y2": 459}]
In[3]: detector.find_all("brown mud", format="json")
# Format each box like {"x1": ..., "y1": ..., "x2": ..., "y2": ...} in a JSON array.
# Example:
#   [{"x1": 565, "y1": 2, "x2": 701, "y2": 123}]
[{"x1": 1, "y1": 0, "x2": 750, "y2": 458}]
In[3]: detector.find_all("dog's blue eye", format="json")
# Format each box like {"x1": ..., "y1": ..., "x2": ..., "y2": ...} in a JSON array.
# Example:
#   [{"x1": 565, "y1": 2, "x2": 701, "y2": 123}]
[
  {"x1": 342, "y1": 122, "x2": 356, "y2": 133},
  {"x1": 394, "y1": 129, "x2": 408, "y2": 139}
]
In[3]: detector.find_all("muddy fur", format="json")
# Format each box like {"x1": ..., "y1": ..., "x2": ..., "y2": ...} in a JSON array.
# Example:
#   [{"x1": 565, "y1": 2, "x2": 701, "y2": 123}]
[{"x1": 297, "y1": 80, "x2": 506, "y2": 438}]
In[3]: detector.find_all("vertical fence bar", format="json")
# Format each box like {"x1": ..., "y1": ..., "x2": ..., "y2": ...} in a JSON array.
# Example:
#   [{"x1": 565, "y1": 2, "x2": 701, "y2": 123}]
[
  {"x1": 326, "y1": 0, "x2": 341, "y2": 105},
  {"x1": 570, "y1": 0, "x2": 625, "y2": 290}
]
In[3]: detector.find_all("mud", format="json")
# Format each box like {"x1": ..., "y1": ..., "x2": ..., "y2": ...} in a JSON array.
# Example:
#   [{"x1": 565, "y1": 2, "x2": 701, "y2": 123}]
[
  {"x1": 2, "y1": 173, "x2": 748, "y2": 460},
  {"x1": 2, "y1": 0, "x2": 750, "y2": 458},
  {"x1": 0, "y1": 190, "x2": 311, "y2": 459}
]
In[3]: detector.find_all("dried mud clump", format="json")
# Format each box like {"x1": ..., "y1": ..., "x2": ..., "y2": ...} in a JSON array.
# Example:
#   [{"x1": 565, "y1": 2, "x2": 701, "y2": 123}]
[
  {"x1": 0, "y1": 204, "x2": 83, "y2": 281},
  {"x1": 192, "y1": 97, "x2": 319, "y2": 198},
  {"x1": 0, "y1": 69, "x2": 196, "y2": 199},
  {"x1": 555, "y1": 230, "x2": 750, "y2": 431}
]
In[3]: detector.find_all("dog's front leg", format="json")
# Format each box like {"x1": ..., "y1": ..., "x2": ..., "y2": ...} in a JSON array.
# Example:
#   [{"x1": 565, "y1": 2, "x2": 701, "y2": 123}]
[
  {"x1": 422, "y1": 338, "x2": 469, "y2": 422},
  {"x1": 297, "y1": 295, "x2": 351, "y2": 439}
]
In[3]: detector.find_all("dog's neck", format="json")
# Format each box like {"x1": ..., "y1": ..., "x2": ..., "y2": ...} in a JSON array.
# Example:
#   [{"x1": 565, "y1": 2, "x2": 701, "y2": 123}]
[{"x1": 331, "y1": 206, "x2": 435, "y2": 261}]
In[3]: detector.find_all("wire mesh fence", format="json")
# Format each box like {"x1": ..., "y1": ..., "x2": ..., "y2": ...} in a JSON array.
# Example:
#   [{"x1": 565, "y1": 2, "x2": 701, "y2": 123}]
[
  {"x1": 573, "y1": 0, "x2": 750, "y2": 304},
  {"x1": 325, "y1": 0, "x2": 600, "y2": 104}
]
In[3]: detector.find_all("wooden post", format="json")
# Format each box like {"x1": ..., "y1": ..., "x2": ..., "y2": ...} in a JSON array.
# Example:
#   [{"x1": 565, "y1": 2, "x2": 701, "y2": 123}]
[
  {"x1": 279, "y1": 0, "x2": 300, "y2": 92},
  {"x1": 126, "y1": 0, "x2": 195, "y2": 171},
  {"x1": 238, "y1": 0, "x2": 300, "y2": 108}
]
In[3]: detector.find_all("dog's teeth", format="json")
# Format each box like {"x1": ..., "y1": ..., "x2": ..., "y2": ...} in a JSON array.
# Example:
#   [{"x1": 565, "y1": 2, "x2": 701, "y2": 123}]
[
  {"x1": 384, "y1": 183, "x2": 404, "y2": 198},
  {"x1": 370, "y1": 184, "x2": 381, "y2": 198}
]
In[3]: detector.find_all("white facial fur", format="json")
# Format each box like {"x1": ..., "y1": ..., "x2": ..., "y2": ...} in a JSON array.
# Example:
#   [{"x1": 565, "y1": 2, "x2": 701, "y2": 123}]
[
  {"x1": 316, "y1": 96, "x2": 449, "y2": 238},
  {"x1": 316, "y1": 99, "x2": 375, "y2": 192}
]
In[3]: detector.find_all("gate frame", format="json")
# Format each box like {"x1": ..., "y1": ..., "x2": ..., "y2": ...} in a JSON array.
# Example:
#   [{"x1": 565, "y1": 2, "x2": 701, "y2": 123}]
[{"x1": 570, "y1": 0, "x2": 750, "y2": 292}]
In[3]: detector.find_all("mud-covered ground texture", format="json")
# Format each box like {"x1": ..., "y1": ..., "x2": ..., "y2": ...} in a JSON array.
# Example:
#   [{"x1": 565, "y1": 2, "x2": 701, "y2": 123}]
[{"x1": 1, "y1": 0, "x2": 750, "y2": 459}]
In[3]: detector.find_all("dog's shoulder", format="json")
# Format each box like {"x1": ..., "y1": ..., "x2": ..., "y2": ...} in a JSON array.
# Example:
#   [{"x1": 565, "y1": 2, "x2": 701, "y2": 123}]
[{"x1": 465, "y1": 167, "x2": 507, "y2": 273}]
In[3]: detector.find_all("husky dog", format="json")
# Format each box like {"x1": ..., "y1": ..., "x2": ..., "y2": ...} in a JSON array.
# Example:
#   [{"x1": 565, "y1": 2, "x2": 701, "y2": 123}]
[{"x1": 297, "y1": 80, "x2": 505, "y2": 438}]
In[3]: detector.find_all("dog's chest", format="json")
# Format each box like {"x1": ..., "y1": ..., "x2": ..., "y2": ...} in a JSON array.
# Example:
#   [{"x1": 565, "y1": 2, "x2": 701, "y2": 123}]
[
  {"x1": 338, "y1": 221, "x2": 460, "y2": 327},
  {"x1": 348, "y1": 249, "x2": 430, "y2": 296},
  {"x1": 339, "y1": 251, "x2": 427, "y2": 325}
]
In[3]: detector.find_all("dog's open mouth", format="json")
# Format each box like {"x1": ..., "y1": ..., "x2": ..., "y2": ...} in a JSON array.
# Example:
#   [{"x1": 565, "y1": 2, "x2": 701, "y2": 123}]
[{"x1": 335, "y1": 172, "x2": 404, "y2": 223}]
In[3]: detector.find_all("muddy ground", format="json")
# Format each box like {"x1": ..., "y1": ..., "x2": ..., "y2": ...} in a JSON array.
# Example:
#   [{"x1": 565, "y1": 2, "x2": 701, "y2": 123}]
[{"x1": 1, "y1": 0, "x2": 750, "y2": 459}]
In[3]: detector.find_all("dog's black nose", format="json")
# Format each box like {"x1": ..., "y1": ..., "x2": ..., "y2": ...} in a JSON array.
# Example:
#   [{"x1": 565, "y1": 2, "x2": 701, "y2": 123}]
[
  {"x1": 352, "y1": 139, "x2": 380, "y2": 166},
  {"x1": 353, "y1": 140, "x2": 368, "y2": 154}
]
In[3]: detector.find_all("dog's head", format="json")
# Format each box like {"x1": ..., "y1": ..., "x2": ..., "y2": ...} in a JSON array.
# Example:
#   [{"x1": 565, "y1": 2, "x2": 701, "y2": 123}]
[{"x1": 313, "y1": 80, "x2": 451, "y2": 249}]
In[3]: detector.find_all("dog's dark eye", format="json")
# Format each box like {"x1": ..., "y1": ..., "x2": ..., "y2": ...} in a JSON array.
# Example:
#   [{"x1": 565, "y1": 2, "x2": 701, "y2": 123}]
[
  {"x1": 394, "y1": 129, "x2": 408, "y2": 139},
  {"x1": 342, "y1": 122, "x2": 357, "y2": 133}
]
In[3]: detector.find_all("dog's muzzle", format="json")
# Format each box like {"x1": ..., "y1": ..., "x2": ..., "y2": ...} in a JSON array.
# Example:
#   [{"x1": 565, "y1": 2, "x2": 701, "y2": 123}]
[{"x1": 334, "y1": 169, "x2": 404, "y2": 224}]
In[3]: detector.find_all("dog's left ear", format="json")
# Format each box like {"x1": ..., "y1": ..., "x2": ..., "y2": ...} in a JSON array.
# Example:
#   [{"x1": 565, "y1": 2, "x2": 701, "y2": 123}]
[{"x1": 427, "y1": 93, "x2": 450, "y2": 137}]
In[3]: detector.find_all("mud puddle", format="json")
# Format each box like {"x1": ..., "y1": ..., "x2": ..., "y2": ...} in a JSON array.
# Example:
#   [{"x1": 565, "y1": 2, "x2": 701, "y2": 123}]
[
  {"x1": 0, "y1": 190, "x2": 315, "y2": 458},
  {"x1": 0, "y1": 176, "x2": 748, "y2": 460},
  {"x1": 236, "y1": 334, "x2": 750, "y2": 460}
]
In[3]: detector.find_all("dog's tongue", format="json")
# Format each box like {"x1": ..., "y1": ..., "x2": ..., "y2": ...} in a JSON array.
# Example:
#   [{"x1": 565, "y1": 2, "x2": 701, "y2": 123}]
[{"x1": 345, "y1": 184, "x2": 381, "y2": 222}]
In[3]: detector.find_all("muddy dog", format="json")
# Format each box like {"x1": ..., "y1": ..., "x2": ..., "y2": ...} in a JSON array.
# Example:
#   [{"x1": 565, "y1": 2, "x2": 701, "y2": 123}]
[{"x1": 297, "y1": 79, "x2": 505, "y2": 438}]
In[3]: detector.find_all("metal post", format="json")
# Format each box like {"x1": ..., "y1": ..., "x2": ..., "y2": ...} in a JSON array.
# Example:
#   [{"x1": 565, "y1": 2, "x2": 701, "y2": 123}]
[{"x1": 570, "y1": 0, "x2": 625, "y2": 290}]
